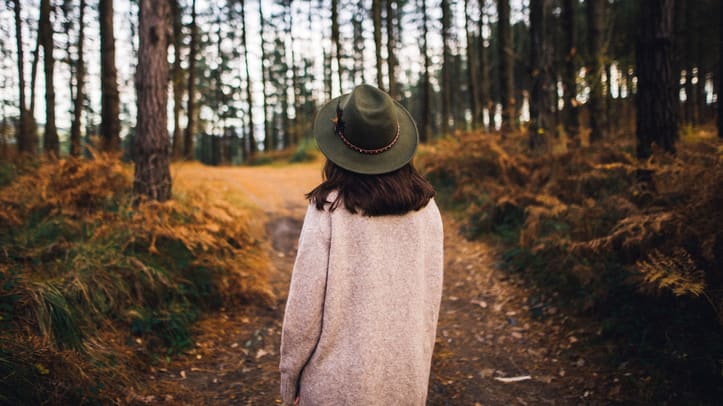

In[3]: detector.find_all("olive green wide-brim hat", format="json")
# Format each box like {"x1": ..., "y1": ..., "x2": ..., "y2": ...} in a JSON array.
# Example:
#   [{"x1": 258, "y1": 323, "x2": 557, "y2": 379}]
[{"x1": 313, "y1": 84, "x2": 419, "y2": 175}]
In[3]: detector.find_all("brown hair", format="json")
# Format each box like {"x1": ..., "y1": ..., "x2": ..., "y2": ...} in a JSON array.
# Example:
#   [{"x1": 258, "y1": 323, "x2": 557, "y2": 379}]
[{"x1": 306, "y1": 160, "x2": 435, "y2": 216}]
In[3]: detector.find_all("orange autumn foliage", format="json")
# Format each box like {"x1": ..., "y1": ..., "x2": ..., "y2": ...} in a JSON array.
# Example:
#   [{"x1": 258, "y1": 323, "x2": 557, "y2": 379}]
[
  {"x1": 0, "y1": 152, "x2": 273, "y2": 403},
  {"x1": 419, "y1": 130, "x2": 722, "y2": 325}
]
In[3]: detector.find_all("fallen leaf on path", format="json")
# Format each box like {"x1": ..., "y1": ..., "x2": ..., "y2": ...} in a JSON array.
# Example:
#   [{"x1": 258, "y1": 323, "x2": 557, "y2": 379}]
[
  {"x1": 470, "y1": 299, "x2": 488, "y2": 308},
  {"x1": 494, "y1": 375, "x2": 532, "y2": 383}
]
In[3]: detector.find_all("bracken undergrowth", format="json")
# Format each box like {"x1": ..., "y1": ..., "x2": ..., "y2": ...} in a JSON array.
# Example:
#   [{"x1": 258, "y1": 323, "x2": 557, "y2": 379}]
[
  {"x1": 0, "y1": 152, "x2": 273, "y2": 404},
  {"x1": 417, "y1": 129, "x2": 723, "y2": 402}
]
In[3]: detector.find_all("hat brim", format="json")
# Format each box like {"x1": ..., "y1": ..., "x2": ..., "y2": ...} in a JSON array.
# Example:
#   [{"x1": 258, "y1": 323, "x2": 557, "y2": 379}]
[{"x1": 313, "y1": 94, "x2": 419, "y2": 175}]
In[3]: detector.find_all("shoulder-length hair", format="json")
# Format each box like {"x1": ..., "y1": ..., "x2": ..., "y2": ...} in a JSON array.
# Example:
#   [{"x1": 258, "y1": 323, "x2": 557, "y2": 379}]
[{"x1": 306, "y1": 160, "x2": 435, "y2": 216}]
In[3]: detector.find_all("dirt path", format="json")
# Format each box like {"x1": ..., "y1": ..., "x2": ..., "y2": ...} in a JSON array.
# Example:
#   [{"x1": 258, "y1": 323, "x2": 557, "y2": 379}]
[{"x1": 139, "y1": 162, "x2": 627, "y2": 405}]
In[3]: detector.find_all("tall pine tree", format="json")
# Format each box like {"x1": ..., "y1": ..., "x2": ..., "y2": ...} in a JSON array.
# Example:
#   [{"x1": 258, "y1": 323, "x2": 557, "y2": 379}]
[{"x1": 134, "y1": 0, "x2": 172, "y2": 201}]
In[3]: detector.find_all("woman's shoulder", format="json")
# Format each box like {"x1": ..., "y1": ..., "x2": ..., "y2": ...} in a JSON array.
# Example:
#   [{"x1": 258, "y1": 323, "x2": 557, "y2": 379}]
[{"x1": 418, "y1": 198, "x2": 443, "y2": 232}]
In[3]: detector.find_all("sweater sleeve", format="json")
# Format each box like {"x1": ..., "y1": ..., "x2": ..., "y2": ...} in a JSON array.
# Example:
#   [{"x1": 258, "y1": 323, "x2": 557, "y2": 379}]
[{"x1": 279, "y1": 204, "x2": 331, "y2": 405}]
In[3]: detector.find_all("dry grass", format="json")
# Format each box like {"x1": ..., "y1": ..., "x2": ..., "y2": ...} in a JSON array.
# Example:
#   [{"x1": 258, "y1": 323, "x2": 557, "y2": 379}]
[{"x1": 0, "y1": 152, "x2": 273, "y2": 403}]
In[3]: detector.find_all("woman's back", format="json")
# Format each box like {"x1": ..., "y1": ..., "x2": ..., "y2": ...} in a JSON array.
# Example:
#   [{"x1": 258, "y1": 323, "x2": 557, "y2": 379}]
[{"x1": 281, "y1": 198, "x2": 443, "y2": 406}]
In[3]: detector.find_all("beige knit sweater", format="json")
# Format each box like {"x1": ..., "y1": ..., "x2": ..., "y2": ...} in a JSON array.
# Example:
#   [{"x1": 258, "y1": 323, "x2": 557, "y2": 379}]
[{"x1": 279, "y1": 197, "x2": 444, "y2": 406}]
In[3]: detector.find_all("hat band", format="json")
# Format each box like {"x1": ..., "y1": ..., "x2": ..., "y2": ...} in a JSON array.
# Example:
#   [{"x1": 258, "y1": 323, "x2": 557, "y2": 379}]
[
  {"x1": 333, "y1": 104, "x2": 400, "y2": 155},
  {"x1": 335, "y1": 122, "x2": 400, "y2": 155}
]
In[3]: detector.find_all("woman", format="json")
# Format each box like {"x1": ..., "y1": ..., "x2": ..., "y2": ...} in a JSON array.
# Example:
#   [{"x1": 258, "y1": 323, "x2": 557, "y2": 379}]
[{"x1": 279, "y1": 84, "x2": 444, "y2": 406}]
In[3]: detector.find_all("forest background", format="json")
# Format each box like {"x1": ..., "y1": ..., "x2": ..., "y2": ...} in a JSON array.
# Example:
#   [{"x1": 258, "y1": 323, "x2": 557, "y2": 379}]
[{"x1": 0, "y1": 0, "x2": 722, "y2": 404}]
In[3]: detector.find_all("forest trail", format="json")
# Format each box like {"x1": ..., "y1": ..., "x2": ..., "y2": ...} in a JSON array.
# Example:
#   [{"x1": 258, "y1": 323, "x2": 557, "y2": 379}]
[{"x1": 138, "y1": 162, "x2": 623, "y2": 405}]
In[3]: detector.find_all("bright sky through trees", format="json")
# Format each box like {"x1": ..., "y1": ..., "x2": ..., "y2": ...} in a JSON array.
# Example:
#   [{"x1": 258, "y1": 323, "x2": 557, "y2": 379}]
[{"x1": 0, "y1": 0, "x2": 529, "y2": 142}]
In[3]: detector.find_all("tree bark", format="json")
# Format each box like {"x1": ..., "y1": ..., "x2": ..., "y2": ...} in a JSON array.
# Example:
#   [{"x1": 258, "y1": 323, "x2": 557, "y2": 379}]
[
  {"x1": 30, "y1": 15, "x2": 41, "y2": 122},
  {"x1": 561, "y1": 0, "x2": 578, "y2": 142},
  {"x1": 636, "y1": 0, "x2": 677, "y2": 158},
  {"x1": 184, "y1": 0, "x2": 197, "y2": 160},
  {"x1": 323, "y1": 48, "x2": 332, "y2": 100},
  {"x1": 331, "y1": 0, "x2": 343, "y2": 93},
  {"x1": 352, "y1": 1, "x2": 365, "y2": 84},
  {"x1": 419, "y1": 0, "x2": 430, "y2": 142},
  {"x1": 12, "y1": 0, "x2": 33, "y2": 155},
  {"x1": 478, "y1": 4, "x2": 491, "y2": 130},
  {"x1": 587, "y1": 0, "x2": 606, "y2": 142},
  {"x1": 373, "y1": 0, "x2": 384, "y2": 90},
  {"x1": 241, "y1": 0, "x2": 256, "y2": 157},
  {"x1": 259, "y1": 0, "x2": 271, "y2": 151},
  {"x1": 40, "y1": 0, "x2": 58, "y2": 156},
  {"x1": 464, "y1": 0, "x2": 479, "y2": 128},
  {"x1": 529, "y1": 0, "x2": 553, "y2": 149},
  {"x1": 281, "y1": 46, "x2": 291, "y2": 148},
  {"x1": 498, "y1": 0, "x2": 515, "y2": 133},
  {"x1": 70, "y1": 0, "x2": 86, "y2": 157},
  {"x1": 440, "y1": 0, "x2": 452, "y2": 135},
  {"x1": 213, "y1": 16, "x2": 224, "y2": 162},
  {"x1": 171, "y1": 0, "x2": 184, "y2": 159},
  {"x1": 100, "y1": 0, "x2": 121, "y2": 152},
  {"x1": 286, "y1": 0, "x2": 300, "y2": 145},
  {"x1": 134, "y1": 0, "x2": 172, "y2": 201},
  {"x1": 386, "y1": 0, "x2": 398, "y2": 99},
  {"x1": 719, "y1": 0, "x2": 722, "y2": 138}
]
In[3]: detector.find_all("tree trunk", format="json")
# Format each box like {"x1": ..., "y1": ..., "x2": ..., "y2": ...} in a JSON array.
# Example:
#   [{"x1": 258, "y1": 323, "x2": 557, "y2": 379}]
[
  {"x1": 373, "y1": 0, "x2": 384, "y2": 90},
  {"x1": 213, "y1": 16, "x2": 224, "y2": 162},
  {"x1": 12, "y1": 0, "x2": 32, "y2": 155},
  {"x1": 30, "y1": 17, "x2": 40, "y2": 122},
  {"x1": 171, "y1": 0, "x2": 183, "y2": 159},
  {"x1": 561, "y1": 0, "x2": 578, "y2": 142},
  {"x1": 28, "y1": 10, "x2": 43, "y2": 155},
  {"x1": 259, "y1": 0, "x2": 271, "y2": 151},
  {"x1": 40, "y1": 0, "x2": 58, "y2": 156},
  {"x1": 719, "y1": 0, "x2": 722, "y2": 138},
  {"x1": 464, "y1": 0, "x2": 479, "y2": 128},
  {"x1": 323, "y1": 48, "x2": 332, "y2": 100},
  {"x1": 386, "y1": 0, "x2": 398, "y2": 99},
  {"x1": 352, "y1": 1, "x2": 365, "y2": 84},
  {"x1": 529, "y1": 0, "x2": 553, "y2": 149},
  {"x1": 281, "y1": 56, "x2": 291, "y2": 148},
  {"x1": 587, "y1": 0, "x2": 606, "y2": 142},
  {"x1": 605, "y1": 62, "x2": 614, "y2": 134},
  {"x1": 498, "y1": 0, "x2": 515, "y2": 133},
  {"x1": 184, "y1": 0, "x2": 197, "y2": 160},
  {"x1": 99, "y1": 0, "x2": 121, "y2": 152},
  {"x1": 478, "y1": 4, "x2": 491, "y2": 131},
  {"x1": 440, "y1": 0, "x2": 452, "y2": 135},
  {"x1": 682, "y1": 0, "x2": 696, "y2": 125},
  {"x1": 420, "y1": 0, "x2": 430, "y2": 142},
  {"x1": 331, "y1": 0, "x2": 343, "y2": 93},
  {"x1": 636, "y1": 0, "x2": 677, "y2": 159},
  {"x1": 696, "y1": 69, "x2": 707, "y2": 123},
  {"x1": 286, "y1": 0, "x2": 300, "y2": 145},
  {"x1": 241, "y1": 0, "x2": 256, "y2": 157},
  {"x1": 70, "y1": 0, "x2": 86, "y2": 157},
  {"x1": 134, "y1": 0, "x2": 171, "y2": 201}
]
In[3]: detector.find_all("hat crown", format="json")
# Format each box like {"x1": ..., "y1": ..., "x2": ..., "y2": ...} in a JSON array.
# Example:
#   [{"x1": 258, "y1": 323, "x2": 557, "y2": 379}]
[{"x1": 339, "y1": 85, "x2": 398, "y2": 150}]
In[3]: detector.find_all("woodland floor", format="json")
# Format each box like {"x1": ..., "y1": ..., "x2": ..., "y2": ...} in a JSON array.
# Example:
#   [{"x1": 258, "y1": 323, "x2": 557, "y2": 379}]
[{"x1": 134, "y1": 161, "x2": 643, "y2": 405}]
